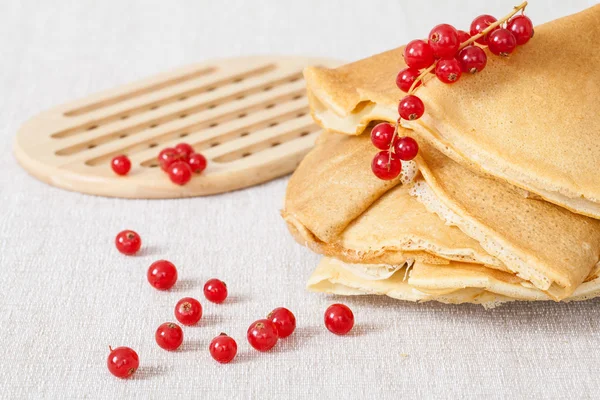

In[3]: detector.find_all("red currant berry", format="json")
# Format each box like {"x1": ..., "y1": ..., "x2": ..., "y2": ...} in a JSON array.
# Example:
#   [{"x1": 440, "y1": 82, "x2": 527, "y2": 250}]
[
  {"x1": 168, "y1": 161, "x2": 193, "y2": 185},
  {"x1": 470, "y1": 14, "x2": 498, "y2": 44},
  {"x1": 398, "y1": 95, "x2": 425, "y2": 121},
  {"x1": 488, "y1": 29, "x2": 517, "y2": 56},
  {"x1": 115, "y1": 230, "x2": 142, "y2": 255},
  {"x1": 457, "y1": 30, "x2": 471, "y2": 43},
  {"x1": 158, "y1": 148, "x2": 181, "y2": 171},
  {"x1": 370, "y1": 123, "x2": 395, "y2": 150},
  {"x1": 393, "y1": 136, "x2": 419, "y2": 161},
  {"x1": 111, "y1": 155, "x2": 131, "y2": 176},
  {"x1": 203, "y1": 279, "x2": 228, "y2": 303},
  {"x1": 324, "y1": 304, "x2": 354, "y2": 335},
  {"x1": 435, "y1": 58, "x2": 462, "y2": 84},
  {"x1": 247, "y1": 319, "x2": 278, "y2": 352},
  {"x1": 507, "y1": 15, "x2": 534, "y2": 45},
  {"x1": 209, "y1": 333, "x2": 237, "y2": 364},
  {"x1": 457, "y1": 46, "x2": 487, "y2": 74},
  {"x1": 403, "y1": 39, "x2": 435, "y2": 70},
  {"x1": 188, "y1": 153, "x2": 207, "y2": 174},
  {"x1": 107, "y1": 346, "x2": 139, "y2": 379},
  {"x1": 175, "y1": 143, "x2": 194, "y2": 159},
  {"x1": 428, "y1": 24, "x2": 460, "y2": 58},
  {"x1": 155, "y1": 322, "x2": 183, "y2": 351},
  {"x1": 174, "y1": 297, "x2": 203, "y2": 326},
  {"x1": 371, "y1": 151, "x2": 401, "y2": 181},
  {"x1": 267, "y1": 307, "x2": 296, "y2": 338},
  {"x1": 147, "y1": 260, "x2": 178, "y2": 290},
  {"x1": 395, "y1": 67, "x2": 421, "y2": 93}
]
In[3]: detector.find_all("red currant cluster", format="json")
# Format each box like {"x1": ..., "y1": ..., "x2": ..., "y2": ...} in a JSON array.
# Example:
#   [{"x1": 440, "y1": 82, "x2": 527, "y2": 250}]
[
  {"x1": 371, "y1": 2, "x2": 533, "y2": 180},
  {"x1": 157, "y1": 143, "x2": 207, "y2": 185},
  {"x1": 108, "y1": 230, "x2": 355, "y2": 378},
  {"x1": 110, "y1": 142, "x2": 208, "y2": 186}
]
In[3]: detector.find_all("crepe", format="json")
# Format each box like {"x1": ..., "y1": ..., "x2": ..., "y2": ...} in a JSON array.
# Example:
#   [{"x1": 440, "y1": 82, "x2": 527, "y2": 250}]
[
  {"x1": 410, "y1": 137, "x2": 600, "y2": 300},
  {"x1": 284, "y1": 122, "x2": 600, "y2": 299},
  {"x1": 309, "y1": 257, "x2": 600, "y2": 308},
  {"x1": 283, "y1": 131, "x2": 504, "y2": 269},
  {"x1": 304, "y1": 5, "x2": 600, "y2": 219}
]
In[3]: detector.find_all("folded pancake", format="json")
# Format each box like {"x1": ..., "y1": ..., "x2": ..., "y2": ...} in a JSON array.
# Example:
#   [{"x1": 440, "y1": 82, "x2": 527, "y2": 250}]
[
  {"x1": 283, "y1": 131, "x2": 504, "y2": 269},
  {"x1": 409, "y1": 137, "x2": 600, "y2": 299},
  {"x1": 284, "y1": 127, "x2": 600, "y2": 299},
  {"x1": 304, "y1": 5, "x2": 600, "y2": 219},
  {"x1": 309, "y1": 257, "x2": 600, "y2": 308}
]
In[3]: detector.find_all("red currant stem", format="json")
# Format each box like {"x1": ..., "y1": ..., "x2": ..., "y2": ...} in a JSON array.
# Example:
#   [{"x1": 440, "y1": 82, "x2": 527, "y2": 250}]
[
  {"x1": 406, "y1": 1, "x2": 528, "y2": 95},
  {"x1": 460, "y1": 1, "x2": 527, "y2": 49},
  {"x1": 387, "y1": 121, "x2": 399, "y2": 153},
  {"x1": 407, "y1": 66, "x2": 435, "y2": 95}
]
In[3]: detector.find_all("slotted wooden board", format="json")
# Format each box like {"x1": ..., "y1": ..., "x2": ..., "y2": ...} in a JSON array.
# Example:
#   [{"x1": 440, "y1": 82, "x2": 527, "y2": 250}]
[{"x1": 14, "y1": 56, "x2": 339, "y2": 198}]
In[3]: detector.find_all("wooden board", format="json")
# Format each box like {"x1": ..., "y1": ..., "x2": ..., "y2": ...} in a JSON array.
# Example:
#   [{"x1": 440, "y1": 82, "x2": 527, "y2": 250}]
[{"x1": 14, "y1": 56, "x2": 339, "y2": 198}]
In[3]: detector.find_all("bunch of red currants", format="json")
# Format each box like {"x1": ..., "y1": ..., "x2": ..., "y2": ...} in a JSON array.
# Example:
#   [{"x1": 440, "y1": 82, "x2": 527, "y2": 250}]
[{"x1": 371, "y1": 5, "x2": 533, "y2": 181}]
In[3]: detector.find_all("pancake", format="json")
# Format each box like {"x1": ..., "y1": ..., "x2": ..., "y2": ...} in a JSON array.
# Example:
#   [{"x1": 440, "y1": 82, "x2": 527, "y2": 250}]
[
  {"x1": 304, "y1": 5, "x2": 600, "y2": 219},
  {"x1": 309, "y1": 257, "x2": 600, "y2": 308},
  {"x1": 284, "y1": 124, "x2": 600, "y2": 299},
  {"x1": 283, "y1": 131, "x2": 504, "y2": 268},
  {"x1": 409, "y1": 137, "x2": 600, "y2": 300}
]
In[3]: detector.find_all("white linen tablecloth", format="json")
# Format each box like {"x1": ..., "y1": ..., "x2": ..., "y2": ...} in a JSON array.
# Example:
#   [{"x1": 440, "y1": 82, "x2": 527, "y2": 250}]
[{"x1": 1, "y1": 1, "x2": 598, "y2": 398}]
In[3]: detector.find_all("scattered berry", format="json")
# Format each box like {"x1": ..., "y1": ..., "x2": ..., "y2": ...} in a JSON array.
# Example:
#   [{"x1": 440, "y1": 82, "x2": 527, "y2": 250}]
[
  {"x1": 394, "y1": 137, "x2": 419, "y2": 161},
  {"x1": 158, "y1": 148, "x2": 181, "y2": 171},
  {"x1": 395, "y1": 67, "x2": 421, "y2": 93},
  {"x1": 155, "y1": 322, "x2": 184, "y2": 351},
  {"x1": 428, "y1": 24, "x2": 460, "y2": 58},
  {"x1": 403, "y1": 39, "x2": 435, "y2": 70},
  {"x1": 507, "y1": 15, "x2": 534, "y2": 45},
  {"x1": 209, "y1": 334, "x2": 238, "y2": 364},
  {"x1": 470, "y1": 14, "x2": 498, "y2": 44},
  {"x1": 267, "y1": 307, "x2": 296, "y2": 338},
  {"x1": 188, "y1": 153, "x2": 207, "y2": 174},
  {"x1": 111, "y1": 155, "x2": 131, "y2": 176},
  {"x1": 457, "y1": 46, "x2": 487, "y2": 73},
  {"x1": 107, "y1": 346, "x2": 139, "y2": 379},
  {"x1": 203, "y1": 279, "x2": 228, "y2": 303},
  {"x1": 324, "y1": 304, "x2": 354, "y2": 335},
  {"x1": 371, "y1": 151, "x2": 401, "y2": 181},
  {"x1": 435, "y1": 58, "x2": 462, "y2": 84},
  {"x1": 457, "y1": 30, "x2": 471, "y2": 43},
  {"x1": 174, "y1": 143, "x2": 194, "y2": 160},
  {"x1": 115, "y1": 230, "x2": 142, "y2": 255},
  {"x1": 488, "y1": 28, "x2": 517, "y2": 56},
  {"x1": 398, "y1": 95, "x2": 425, "y2": 121},
  {"x1": 147, "y1": 260, "x2": 178, "y2": 290},
  {"x1": 370, "y1": 123, "x2": 396, "y2": 150},
  {"x1": 247, "y1": 319, "x2": 279, "y2": 352},
  {"x1": 168, "y1": 161, "x2": 193, "y2": 185},
  {"x1": 175, "y1": 297, "x2": 203, "y2": 326}
]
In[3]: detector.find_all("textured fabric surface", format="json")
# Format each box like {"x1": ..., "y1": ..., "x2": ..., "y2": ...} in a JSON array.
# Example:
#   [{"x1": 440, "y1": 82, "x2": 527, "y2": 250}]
[{"x1": 1, "y1": 1, "x2": 599, "y2": 399}]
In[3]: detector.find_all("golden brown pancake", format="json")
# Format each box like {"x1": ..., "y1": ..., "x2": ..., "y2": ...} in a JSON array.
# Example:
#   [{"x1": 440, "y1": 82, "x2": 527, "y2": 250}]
[
  {"x1": 283, "y1": 132, "x2": 504, "y2": 269},
  {"x1": 304, "y1": 5, "x2": 600, "y2": 219},
  {"x1": 284, "y1": 124, "x2": 600, "y2": 299},
  {"x1": 309, "y1": 257, "x2": 600, "y2": 308},
  {"x1": 409, "y1": 137, "x2": 600, "y2": 299}
]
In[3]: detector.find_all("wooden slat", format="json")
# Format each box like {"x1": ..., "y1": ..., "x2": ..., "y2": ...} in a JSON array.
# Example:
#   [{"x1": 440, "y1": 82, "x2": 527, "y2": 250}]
[{"x1": 69, "y1": 87, "x2": 309, "y2": 166}]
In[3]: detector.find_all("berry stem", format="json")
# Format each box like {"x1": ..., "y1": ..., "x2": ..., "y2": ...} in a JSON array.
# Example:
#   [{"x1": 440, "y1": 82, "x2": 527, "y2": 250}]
[
  {"x1": 388, "y1": 120, "x2": 400, "y2": 153},
  {"x1": 459, "y1": 2, "x2": 527, "y2": 50},
  {"x1": 407, "y1": 1, "x2": 528, "y2": 94}
]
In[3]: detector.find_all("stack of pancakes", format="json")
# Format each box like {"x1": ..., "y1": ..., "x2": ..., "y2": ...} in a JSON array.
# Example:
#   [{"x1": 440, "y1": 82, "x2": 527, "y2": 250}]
[{"x1": 282, "y1": 5, "x2": 600, "y2": 307}]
